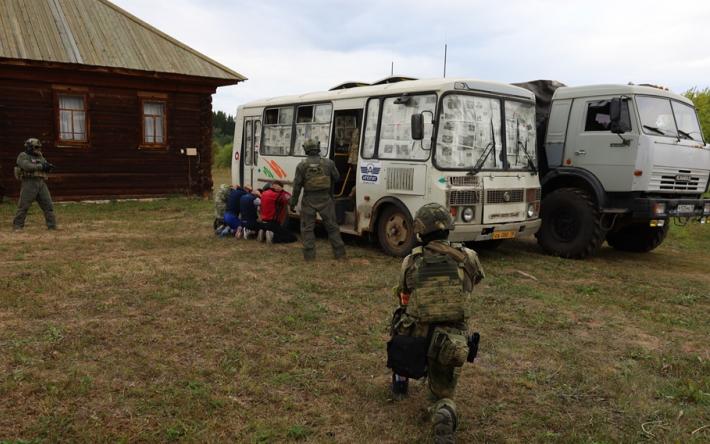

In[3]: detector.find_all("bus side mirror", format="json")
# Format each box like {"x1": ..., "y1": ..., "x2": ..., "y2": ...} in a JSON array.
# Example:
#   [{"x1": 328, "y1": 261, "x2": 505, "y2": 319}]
[
  {"x1": 610, "y1": 98, "x2": 632, "y2": 134},
  {"x1": 411, "y1": 113, "x2": 424, "y2": 140}
]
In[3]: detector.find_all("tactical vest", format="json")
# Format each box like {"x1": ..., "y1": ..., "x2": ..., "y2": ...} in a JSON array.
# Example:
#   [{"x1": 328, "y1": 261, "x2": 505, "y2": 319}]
[
  {"x1": 14, "y1": 166, "x2": 47, "y2": 180},
  {"x1": 405, "y1": 246, "x2": 470, "y2": 323},
  {"x1": 303, "y1": 158, "x2": 331, "y2": 192}
]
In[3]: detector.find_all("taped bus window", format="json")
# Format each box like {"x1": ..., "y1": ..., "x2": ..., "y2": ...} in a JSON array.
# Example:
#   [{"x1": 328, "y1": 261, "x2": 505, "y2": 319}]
[
  {"x1": 505, "y1": 101, "x2": 537, "y2": 169},
  {"x1": 378, "y1": 94, "x2": 435, "y2": 160},
  {"x1": 362, "y1": 98, "x2": 379, "y2": 159},
  {"x1": 262, "y1": 107, "x2": 293, "y2": 155},
  {"x1": 294, "y1": 103, "x2": 332, "y2": 156},
  {"x1": 437, "y1": 95, "x2": 502, "y2": 169}
]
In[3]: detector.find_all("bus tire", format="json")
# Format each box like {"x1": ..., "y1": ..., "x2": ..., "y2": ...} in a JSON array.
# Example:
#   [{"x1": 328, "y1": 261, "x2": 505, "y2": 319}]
[
  {"x1": 377, "y1": 205, "x2": 416, "y2": 257},
  {"x1": 606, "y1": 223, "x2": 669, "y2": 252},
  {"x1": 537, "y1": 187, "x2": 605, "y2": 259}
]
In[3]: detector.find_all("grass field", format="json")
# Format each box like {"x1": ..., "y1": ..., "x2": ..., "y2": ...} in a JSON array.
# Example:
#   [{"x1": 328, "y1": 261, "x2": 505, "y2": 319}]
[{"x1": 1, "y1": 173, "x2": 708, "y2": 443}]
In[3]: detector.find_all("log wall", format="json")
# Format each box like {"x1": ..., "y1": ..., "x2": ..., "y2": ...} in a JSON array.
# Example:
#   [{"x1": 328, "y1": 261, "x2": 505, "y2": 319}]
[{"x1": 0, "y1": 63, "x2": 217, "y2": 201}]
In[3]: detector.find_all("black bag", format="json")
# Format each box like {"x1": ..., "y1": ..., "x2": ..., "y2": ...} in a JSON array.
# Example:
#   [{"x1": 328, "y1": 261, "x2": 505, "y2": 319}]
[{"x1": 386, "y1": 335, "x2": 428, "y2": 379}]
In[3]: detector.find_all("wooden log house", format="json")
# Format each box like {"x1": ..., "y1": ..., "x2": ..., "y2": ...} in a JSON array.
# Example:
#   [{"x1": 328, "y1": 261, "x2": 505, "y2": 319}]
[{"x1": 0, "y1": 0, "x2": 245, "y2": 200}]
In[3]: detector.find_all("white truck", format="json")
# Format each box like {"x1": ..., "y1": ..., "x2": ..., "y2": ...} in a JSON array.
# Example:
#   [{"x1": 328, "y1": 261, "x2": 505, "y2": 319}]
[{"x1": 515, "y1": 81, "x2": 710, "y2": 258}]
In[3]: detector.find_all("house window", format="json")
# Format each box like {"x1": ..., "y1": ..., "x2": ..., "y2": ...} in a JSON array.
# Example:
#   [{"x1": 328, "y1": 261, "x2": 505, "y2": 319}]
[
  {"x1": 58, "y1": 94, "x2": 87, "y2": 142},
  {"x1": 142, "y1": 101, "x2": 167, "y2": 146}
]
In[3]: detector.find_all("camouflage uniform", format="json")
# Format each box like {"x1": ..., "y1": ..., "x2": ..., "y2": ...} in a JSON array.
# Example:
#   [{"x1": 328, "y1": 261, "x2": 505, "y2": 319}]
[
  {"x1": 388, "y1": 204, "x2": 484, "y2": 444},
  {"x1": 13, "y1": 139, "x2": 56, "y2": 230},
  {"x1": 289, "y1": 139, "x2": 345, "y2": 260}
]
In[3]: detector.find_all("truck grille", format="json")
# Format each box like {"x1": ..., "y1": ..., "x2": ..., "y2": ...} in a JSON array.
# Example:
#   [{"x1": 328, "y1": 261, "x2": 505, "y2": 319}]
[
  {"x1": 448, "y1": 190, "x2": 480, "y2": 206},
  {"x1": 650, "y1": 167, "x2": 708, "y2": 192},
  {"x1": 486, "y1": 189, "x2": 524, "y2": 204},
  {"x1": 448, "y1": 176, "x2": 479, "y2": 186}
]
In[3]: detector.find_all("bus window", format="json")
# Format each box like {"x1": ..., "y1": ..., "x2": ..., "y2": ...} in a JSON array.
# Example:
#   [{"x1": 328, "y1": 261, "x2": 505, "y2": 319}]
[
  {"x1": 262, "y1": 107, "x2": 293, "y2": 155},
  {"x1": 379, "y1": 94, "x2": 435, "y2": 160},
  {"x1": 253, "y1": 120, "x2": 261, "y2": 163},
  {"x1": 244, "y1": 120, "x2": 253, "y2": 165},
  {"x1": 362, "y1": 98, "x2": 380, "y2": 159},
  {"x1": 294, "y1": 103, "x2": 332, "y2": 156}
]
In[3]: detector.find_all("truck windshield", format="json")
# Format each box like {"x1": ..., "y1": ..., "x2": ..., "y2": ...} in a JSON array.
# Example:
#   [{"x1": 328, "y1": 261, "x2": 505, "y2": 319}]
[
  {"x1": 505, "y1": 101, "x2": 537, "y2": 169},
  {"x1": 637, "y1": 96, "x2": 704, "y2": 142},
  {"x1": 436, "y1": 94, "x2": 503, "y2": 170}
]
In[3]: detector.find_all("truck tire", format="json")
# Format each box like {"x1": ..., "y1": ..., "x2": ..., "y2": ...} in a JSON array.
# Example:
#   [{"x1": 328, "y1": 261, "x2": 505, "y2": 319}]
[
  {"x1": 537, "y1": 187, "x2": 606, "y2": 259},
  {"x1": 606, "y1": 223, "x2": 669, "y2": 252},
  {"x1": 377, "y1": 205, "x2": 416, "y2": 257}
]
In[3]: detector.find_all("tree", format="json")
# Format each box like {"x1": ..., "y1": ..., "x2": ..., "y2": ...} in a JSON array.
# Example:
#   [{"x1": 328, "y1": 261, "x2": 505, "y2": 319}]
[{"x1": 683, "y1": 87, "x2": 710, "y2": 142}]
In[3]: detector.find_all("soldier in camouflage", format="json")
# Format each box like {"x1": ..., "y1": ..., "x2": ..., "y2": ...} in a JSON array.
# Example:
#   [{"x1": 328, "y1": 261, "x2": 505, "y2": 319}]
[
  {"x1": 13, "y1": 138, "x2": 57, "y2": 230},
  {"x1": 289, "y1": 139, "x2": 345, "y2": 260},
  {"x1": 387, "y1": 203, "x2": 484, "y2": 444}
]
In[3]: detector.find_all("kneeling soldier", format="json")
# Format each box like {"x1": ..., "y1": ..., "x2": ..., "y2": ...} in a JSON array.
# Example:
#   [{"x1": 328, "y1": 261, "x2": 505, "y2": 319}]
[{"x1": 387, "y1": 203, "x2": 484, "y2": 444}]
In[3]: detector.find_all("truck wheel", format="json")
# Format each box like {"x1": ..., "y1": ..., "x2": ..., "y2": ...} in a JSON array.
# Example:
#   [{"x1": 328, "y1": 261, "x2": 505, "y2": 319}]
[
  {"x1": 377, "y1": 205, "x2": 416, "y2": 257},
  {"x1": 537, "y1": 187, "x2": 605, "y2": 259},
  {"x1": 606, "y1": 223, "x2": 669, "y2": 252}
]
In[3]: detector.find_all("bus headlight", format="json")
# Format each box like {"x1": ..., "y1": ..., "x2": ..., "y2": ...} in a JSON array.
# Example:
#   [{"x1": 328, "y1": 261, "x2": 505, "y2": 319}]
[
  {"x1": 704, "y1": 202, "x2": 710, "y2": 215},
  {"x1": 461, "y1": 207, "x2": 475, "y2": 223},
  {"x1": 527, "y1": 203, "x2": 536, "y2": 218}
]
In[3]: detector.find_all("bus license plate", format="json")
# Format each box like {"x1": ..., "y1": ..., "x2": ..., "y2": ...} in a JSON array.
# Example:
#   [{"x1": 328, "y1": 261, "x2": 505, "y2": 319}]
[
  {"x1": 677, "y1": 204, "x2": 695, "y2": 214},
  {"x1": 492, "y1": 230, "x2": 516, "y2": 240}
]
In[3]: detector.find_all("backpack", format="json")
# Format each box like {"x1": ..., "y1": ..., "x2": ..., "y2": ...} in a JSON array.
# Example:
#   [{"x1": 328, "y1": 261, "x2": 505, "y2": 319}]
[
  {"x1": 303, "y1": 159, "x2": 331, "y2": 192},
  {"x1": 406, "y1": 246, "x2": 470, "y2": 323}
]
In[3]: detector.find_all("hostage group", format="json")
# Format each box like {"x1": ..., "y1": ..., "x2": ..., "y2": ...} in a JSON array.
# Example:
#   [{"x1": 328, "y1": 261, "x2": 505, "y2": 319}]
[{"x1": 216, "y1": 139, "x2": 486, "y2": 443}]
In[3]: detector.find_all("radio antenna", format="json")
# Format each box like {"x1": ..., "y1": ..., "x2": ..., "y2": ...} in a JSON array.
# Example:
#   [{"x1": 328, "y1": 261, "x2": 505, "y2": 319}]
[
  {"x1": 443, "y1": 43, "x2": 448, "y2": 78},
  {"x1": 391, "y1": 61, "x2": 394, "y2": 76}
]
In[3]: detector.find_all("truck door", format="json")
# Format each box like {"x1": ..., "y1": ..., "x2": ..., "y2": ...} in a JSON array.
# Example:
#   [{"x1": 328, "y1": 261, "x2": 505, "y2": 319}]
[{"x1": 566, "y1": 97, "x2": 638, "y2": 191}]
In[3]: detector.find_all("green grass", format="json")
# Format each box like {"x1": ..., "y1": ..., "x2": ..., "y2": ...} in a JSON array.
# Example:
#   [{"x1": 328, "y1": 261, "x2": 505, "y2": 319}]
[{"x1": 0, "y1": 175, "x2": 709, "y2": 443}]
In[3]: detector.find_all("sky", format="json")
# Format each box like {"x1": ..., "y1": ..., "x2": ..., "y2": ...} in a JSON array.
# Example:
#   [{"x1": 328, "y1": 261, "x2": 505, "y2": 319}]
[{"x1": 111, "y1": 0, "x2": 710, "y2": 115}]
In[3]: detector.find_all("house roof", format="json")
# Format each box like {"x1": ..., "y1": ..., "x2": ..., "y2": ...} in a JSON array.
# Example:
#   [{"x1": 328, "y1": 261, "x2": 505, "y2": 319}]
[{"x1": 0, "y1": 0, "x2": 246, "y2": 84}]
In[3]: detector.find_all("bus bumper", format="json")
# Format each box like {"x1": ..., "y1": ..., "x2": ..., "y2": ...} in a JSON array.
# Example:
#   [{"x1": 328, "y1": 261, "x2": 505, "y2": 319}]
[{"x1": 448, "y1": 219, "x2": 542, "y2": 242}]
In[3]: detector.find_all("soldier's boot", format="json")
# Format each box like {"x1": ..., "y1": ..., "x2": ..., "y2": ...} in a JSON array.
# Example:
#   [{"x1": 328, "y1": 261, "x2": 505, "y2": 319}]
[
  {"x1": 333, "y1": 246, "x2": 346, "y2": 260},
  {"x1": 391, "y1": 373, "x2": 408, "y2": 400},
  {"x1": 303, "y1": 249, "x2": 316, "y2": 261},
  {"x1": 431, "y1": 398, "x2": 458, "y2": 444}
]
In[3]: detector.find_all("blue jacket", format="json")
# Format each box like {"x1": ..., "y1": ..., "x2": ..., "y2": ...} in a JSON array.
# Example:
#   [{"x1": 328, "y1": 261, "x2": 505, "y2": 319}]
[
  {"x1": 226, "y1": 188, "x2": 247, "y2": 213},
  {"x1": 239, "y1": 193, "x2": 259, "y2": 222}
]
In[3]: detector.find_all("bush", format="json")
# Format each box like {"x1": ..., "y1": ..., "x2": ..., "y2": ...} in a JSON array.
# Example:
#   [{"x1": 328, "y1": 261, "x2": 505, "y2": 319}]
[{"x1": 214, "y1": 142, "x2": 233, "y2": 168}]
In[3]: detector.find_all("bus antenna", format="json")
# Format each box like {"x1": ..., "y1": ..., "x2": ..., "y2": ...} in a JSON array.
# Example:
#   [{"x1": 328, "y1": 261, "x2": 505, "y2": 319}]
[
  {"x1": 391, "y1": 61, "x2": 394, "y2": 76},
  {"x1": 443, "y1": 43, "x2": 447, "y2": 78}
]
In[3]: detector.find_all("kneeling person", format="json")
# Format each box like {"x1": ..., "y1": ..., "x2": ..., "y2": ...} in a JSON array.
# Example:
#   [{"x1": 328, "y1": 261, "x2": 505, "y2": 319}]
[{"x1": 387, "y1": 203, "x2": 484, "y2": 444}]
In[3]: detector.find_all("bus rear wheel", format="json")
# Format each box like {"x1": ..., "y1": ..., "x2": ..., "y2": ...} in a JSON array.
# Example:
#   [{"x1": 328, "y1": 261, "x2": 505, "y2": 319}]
[
  {"x1": 377, "y1": 206, "x2": 416, "y2": 257},
  {"x1": 606, "y1": 223, "x2": 669, "y2": 252}
]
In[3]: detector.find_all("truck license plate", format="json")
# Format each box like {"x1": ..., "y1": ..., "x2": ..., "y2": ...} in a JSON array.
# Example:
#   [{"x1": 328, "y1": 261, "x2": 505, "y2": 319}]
[
  {"x1": 492, "y1": 230, "x2": 516, "y2": 240},
  {"x1": 677, "y1": 204, "x2": 695, "y2": 214}
]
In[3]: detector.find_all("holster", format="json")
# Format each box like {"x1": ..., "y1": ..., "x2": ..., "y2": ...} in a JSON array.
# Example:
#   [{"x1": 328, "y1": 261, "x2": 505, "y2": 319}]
[{"x1": 427, "y1": 327, "x2": 469, "y2": 368}]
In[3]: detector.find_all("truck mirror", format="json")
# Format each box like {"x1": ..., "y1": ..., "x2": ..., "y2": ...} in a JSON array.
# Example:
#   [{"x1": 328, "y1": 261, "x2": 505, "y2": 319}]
[
  {"x1": 610, "y1": 98, "x2": 631, "y2": 134},
  {"x1": 411, "y1": 113, "x2": 424, "y2": 140}
]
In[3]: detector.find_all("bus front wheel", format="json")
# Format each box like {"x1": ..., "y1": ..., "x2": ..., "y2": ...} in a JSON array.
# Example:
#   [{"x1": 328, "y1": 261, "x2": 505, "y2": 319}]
[{"x1": 377, "y1": 206, "x2": 416, "y2": 257}]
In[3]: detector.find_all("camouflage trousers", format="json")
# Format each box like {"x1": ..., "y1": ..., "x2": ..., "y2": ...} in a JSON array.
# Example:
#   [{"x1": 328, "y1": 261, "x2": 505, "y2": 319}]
[
  {"x1": 299, "y1": 192, "x2": 345, "y2": 259},
  {"x1": 13, "y1": 178, "x2": 56, "y2": 229},
  {"x1": 392, "y1": 313, "x2": 468, "y2": 416}
]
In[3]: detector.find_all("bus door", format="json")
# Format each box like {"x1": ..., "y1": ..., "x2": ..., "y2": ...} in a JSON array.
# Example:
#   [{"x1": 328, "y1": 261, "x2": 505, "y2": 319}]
[
  {"x1": 239, "y1": 116, "x2": 261, "y2": 188},
  {"x1": 330, "y1": 109, "x2": 363, "y2": 199}
]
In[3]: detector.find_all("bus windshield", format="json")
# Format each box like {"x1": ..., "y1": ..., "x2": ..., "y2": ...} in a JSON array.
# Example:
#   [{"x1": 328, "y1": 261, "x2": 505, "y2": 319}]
[{"x1": 436, "y1": 95, "x2": 537, "y2": 171}]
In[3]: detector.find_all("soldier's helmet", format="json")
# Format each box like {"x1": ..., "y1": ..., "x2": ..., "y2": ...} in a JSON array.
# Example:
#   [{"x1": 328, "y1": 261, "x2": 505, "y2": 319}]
[
  {"x1": 413, "y1": 203, "x2": 454, "y2": 235},
  {"x1": 302, "y1": 139, "x2": 320, "y2": 155},
  {"x1": 24, "y1": 138, "x2": 42, "y2": 153}
]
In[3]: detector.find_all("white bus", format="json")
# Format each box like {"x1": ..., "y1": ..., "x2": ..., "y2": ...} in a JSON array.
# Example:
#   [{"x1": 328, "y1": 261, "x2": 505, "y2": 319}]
[{"x1": 232, "y1": 77, "x2": 542, "y2": 256}]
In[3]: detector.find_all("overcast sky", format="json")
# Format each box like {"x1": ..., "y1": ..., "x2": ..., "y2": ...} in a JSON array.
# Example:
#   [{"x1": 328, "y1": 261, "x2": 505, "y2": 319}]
[{"x1": 112, "y1": 0, "x2": 710, "y2": 115}]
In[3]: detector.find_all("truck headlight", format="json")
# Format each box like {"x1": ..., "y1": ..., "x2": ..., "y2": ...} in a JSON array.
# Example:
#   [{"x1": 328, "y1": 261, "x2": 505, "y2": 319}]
[
  {"x1": 461, "y1": 207, "x2": 475, "y2": 222},
  {"x1": 653, "y1": 202, "x2": 667, "y2": 215},
  {"x1": 704, "y1": 203, "x2": 710, "y2": 215}
]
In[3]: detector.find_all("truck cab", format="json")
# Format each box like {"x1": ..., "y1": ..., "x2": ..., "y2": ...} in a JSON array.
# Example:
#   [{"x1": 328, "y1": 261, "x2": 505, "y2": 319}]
[{"x1": 517, "y1": 82, "x2": 710, "y2": 258}]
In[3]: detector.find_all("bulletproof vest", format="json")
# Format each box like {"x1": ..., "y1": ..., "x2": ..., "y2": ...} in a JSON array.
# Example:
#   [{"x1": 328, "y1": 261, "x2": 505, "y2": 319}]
[
  {"x1": 303, "y1": 158, "x2": 331, "y2": 192},
  {"x1": 15, "y1": 154, "x2": 47, "y2": 180},
  {"x1": 406, "y1": 246, "x2": 470, "y2": 323}
]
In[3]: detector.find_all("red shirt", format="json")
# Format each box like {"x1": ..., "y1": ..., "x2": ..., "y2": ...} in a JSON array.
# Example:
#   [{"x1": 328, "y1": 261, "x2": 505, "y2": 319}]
[{"x1": 260, "y1": 189, "x2": 291, "y2": 223}]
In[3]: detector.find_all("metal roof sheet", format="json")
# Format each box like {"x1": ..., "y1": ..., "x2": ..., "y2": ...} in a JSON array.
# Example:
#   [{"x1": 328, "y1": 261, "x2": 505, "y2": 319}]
[{"x1": 0, "y1": 0, "x2": 246, "y2": 82}]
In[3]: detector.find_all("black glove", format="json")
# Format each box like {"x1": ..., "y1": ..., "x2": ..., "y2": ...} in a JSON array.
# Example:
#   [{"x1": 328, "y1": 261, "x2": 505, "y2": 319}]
[{"x1": 42, "y1": 162, "x2": 55, "y2": 173}]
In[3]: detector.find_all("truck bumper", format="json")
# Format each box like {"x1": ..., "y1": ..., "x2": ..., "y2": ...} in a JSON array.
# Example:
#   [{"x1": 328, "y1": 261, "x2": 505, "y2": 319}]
[
  {"x1": 625, "y1": 197, "x2": 710, "y2": 220},
  {"x1": 448, "y1": 219, "x2": 542, "y2": 242}
]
